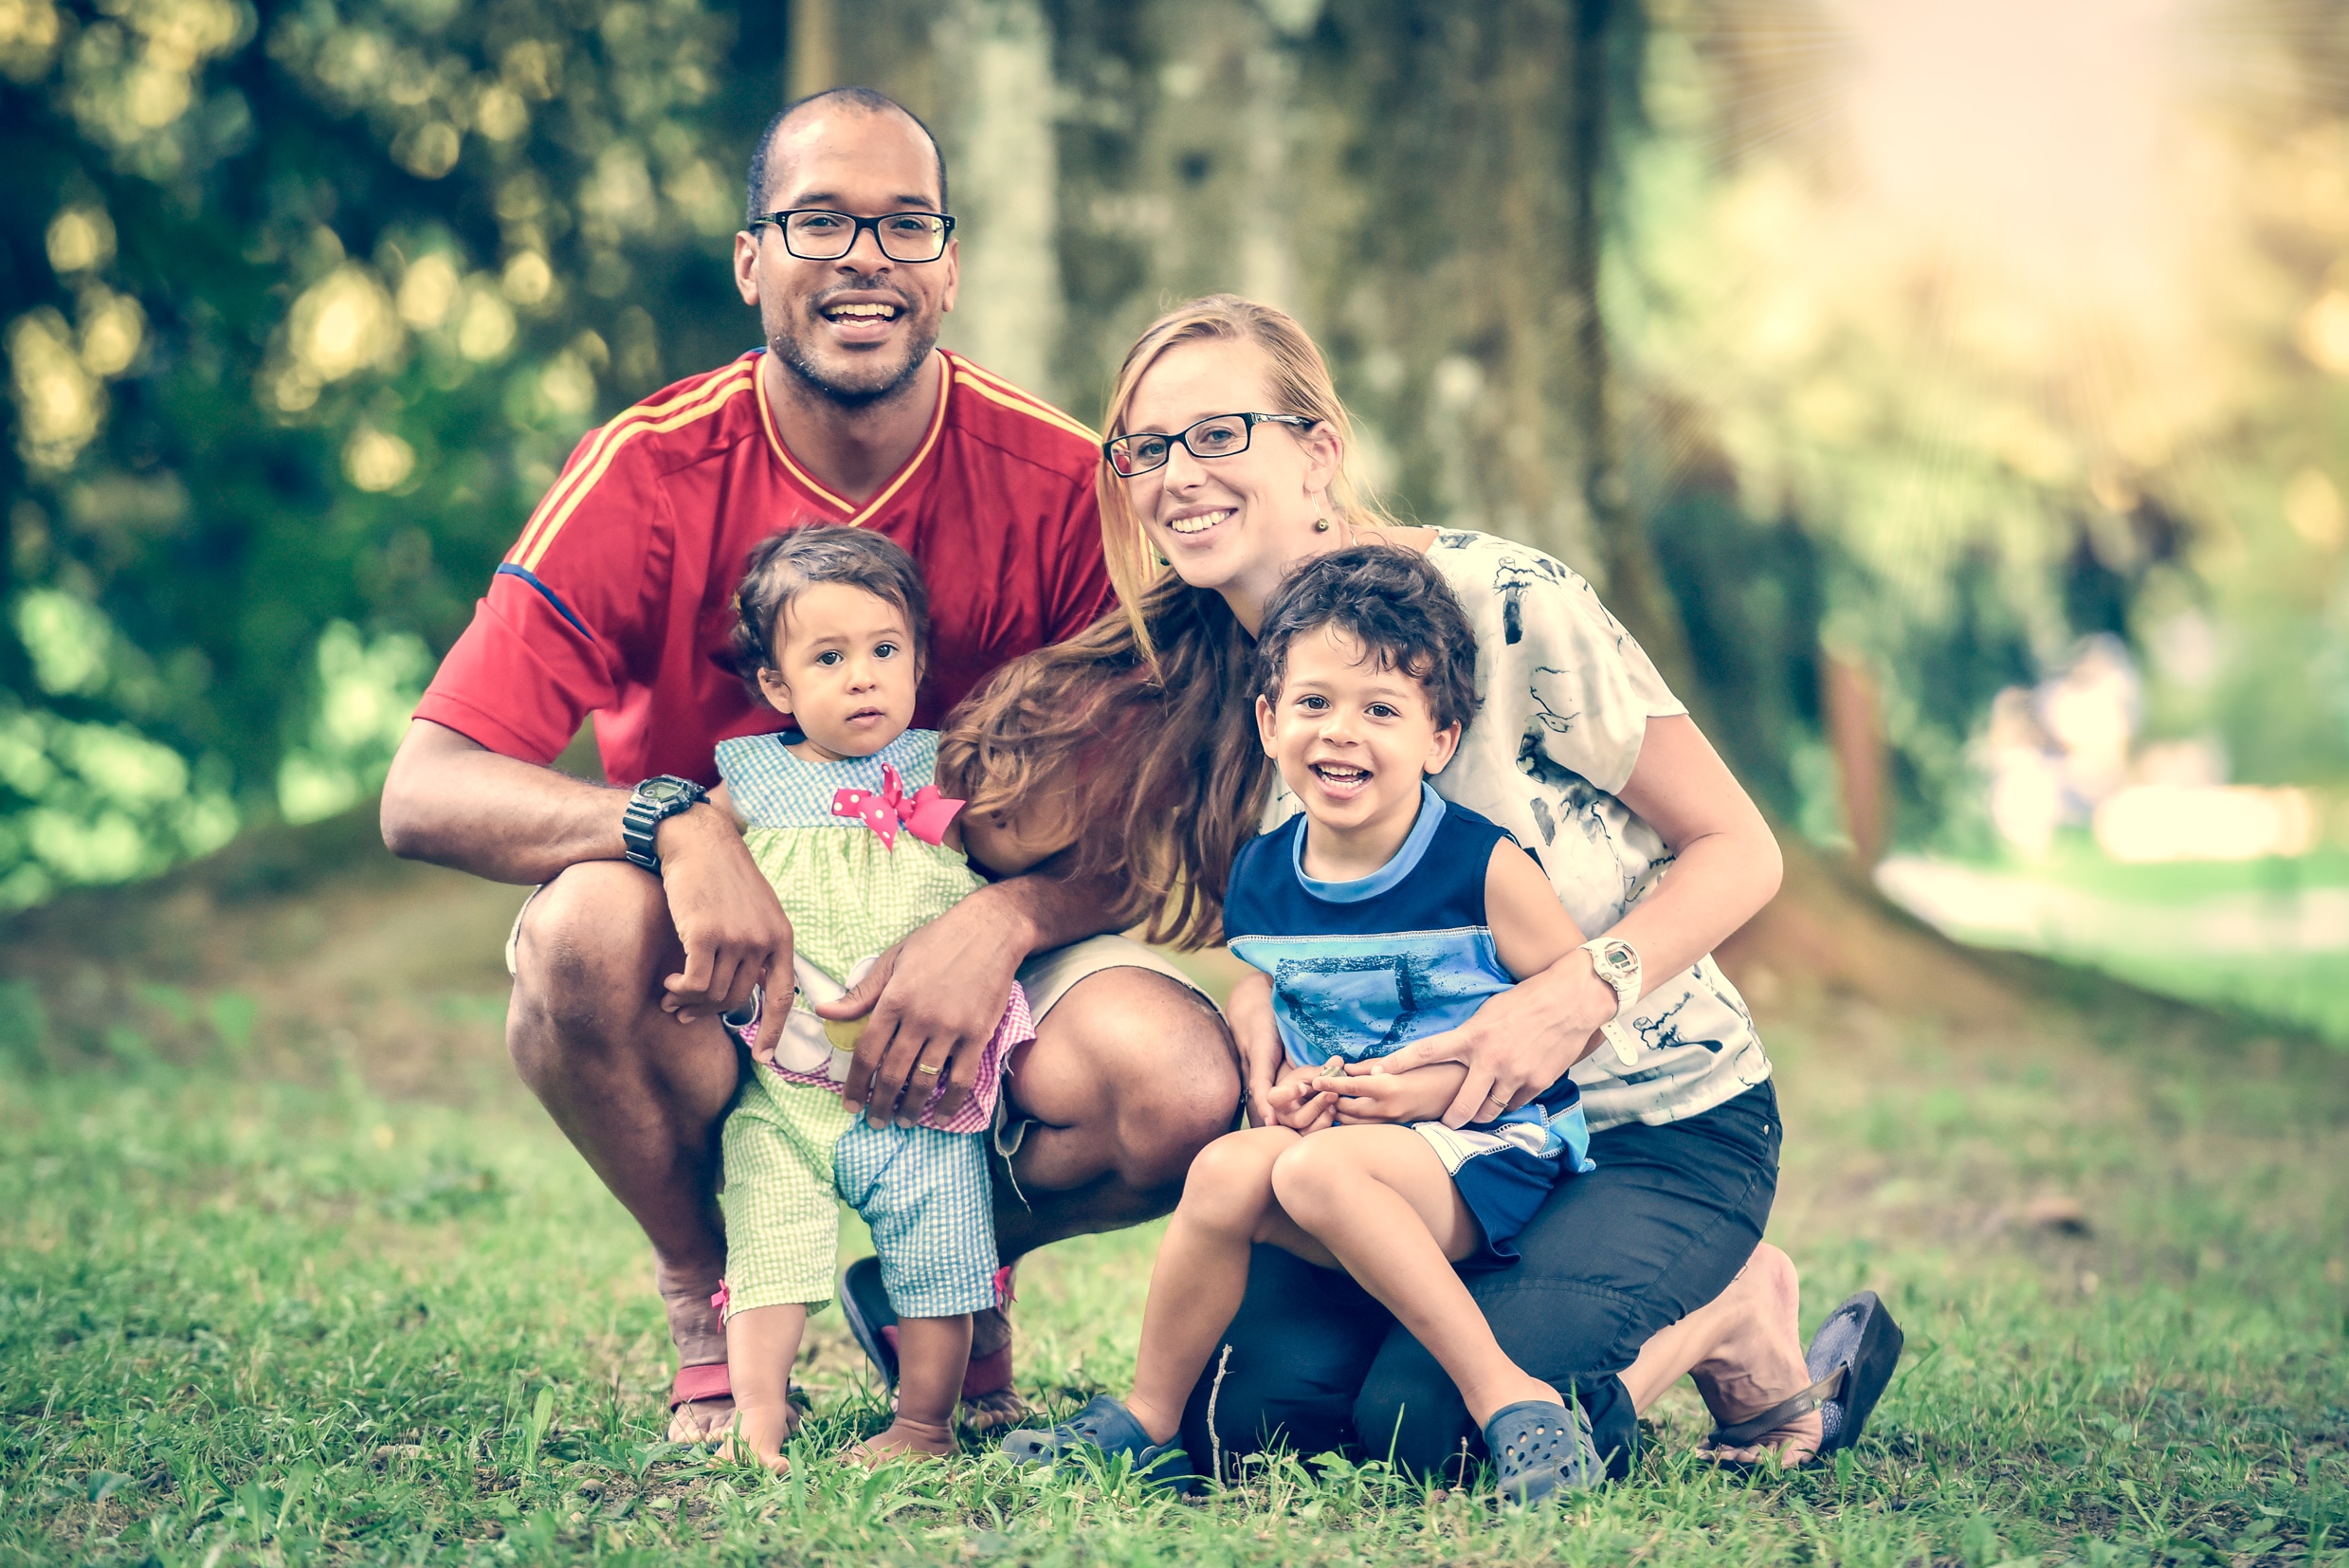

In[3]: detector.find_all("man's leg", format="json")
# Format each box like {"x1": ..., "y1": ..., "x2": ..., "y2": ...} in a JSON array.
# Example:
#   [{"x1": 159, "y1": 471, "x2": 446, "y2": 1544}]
[
  {"x1": 992, "y1": 966, "x2": 1240, "y2": 1258},
  {"x1": 505, "y1": 860, "x2": 742, "y2": 1440}
]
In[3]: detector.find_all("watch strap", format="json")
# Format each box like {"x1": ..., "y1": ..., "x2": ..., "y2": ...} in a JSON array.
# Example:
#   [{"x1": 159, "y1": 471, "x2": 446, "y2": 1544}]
[
  {"x1": 1581, "y1": 937, "x2": 1644, "y2": 1067},
  {"x1": 623, "y1": 776, "x2": 707, "y2": 875}
]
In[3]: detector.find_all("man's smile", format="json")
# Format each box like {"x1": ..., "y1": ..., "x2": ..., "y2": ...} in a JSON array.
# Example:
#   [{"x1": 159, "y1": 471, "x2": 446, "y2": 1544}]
[{"x1": 812, "y1": 290, "x2": 909, "y2": 345}]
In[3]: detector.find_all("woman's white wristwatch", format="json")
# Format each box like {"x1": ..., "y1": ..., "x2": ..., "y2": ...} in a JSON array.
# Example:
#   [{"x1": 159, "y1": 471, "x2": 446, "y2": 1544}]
[{"x1": 1581, "y1": 937, "x2": 1644, "y2": 1066}]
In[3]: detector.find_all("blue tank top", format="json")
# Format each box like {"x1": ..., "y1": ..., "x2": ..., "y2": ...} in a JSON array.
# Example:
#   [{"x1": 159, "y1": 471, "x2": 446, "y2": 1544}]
[{"x1": 1223, "y1": 783, "x2": 1582, "y2": 1126}]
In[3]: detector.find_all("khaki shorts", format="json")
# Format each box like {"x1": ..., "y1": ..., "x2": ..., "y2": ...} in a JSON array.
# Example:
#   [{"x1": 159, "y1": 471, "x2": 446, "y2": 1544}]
[{"x1": 503, "y1": 894, "x2": 1216, "y2": 1156}]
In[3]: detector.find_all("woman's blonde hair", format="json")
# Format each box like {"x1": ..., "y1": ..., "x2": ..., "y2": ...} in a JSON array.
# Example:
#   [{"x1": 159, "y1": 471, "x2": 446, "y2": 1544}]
[
  {"x1": 1096, "y1": 295, "x2": 1386, "y2": 664},
  {"x1": 939, "y1": 294, "x2": 1393, "y2": 949}
]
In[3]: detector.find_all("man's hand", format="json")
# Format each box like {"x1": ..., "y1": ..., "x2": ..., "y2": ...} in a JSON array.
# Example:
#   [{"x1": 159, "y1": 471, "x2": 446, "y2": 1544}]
[
  {"x1": 655, "y1": 804, "x2": 795, "y2": 1061},
  {"x1": 1375, "y1": 955, "x2": 1614, "y2": 1128},
  {"x1": 1330, "y1": 1060, "x2": 1471, "y2": 1125},
  {"x1": 1226, "y1": 974, "x2": 1286, "y2": 1128},
  {"x1": 816, "y1": 883, "x2": 1030, "y2": 1128}
]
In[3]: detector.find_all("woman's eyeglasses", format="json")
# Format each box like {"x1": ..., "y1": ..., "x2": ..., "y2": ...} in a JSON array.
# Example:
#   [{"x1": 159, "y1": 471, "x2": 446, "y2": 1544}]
[{"x1": 1102, "y1": 412, "x2": 1318, "y2": 478}]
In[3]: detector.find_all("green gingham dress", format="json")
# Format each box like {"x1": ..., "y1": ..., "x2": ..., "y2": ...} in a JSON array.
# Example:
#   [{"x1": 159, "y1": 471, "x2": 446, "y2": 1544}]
[{"x1": 712, "y1": 728, "x2": 1026, "y2": 1321}]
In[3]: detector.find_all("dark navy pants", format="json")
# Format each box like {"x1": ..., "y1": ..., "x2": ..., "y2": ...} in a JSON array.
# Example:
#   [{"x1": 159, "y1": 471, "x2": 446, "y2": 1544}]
[{"x1": 1177, "y1": 1080, "x2": 1781, "y2": 1482}]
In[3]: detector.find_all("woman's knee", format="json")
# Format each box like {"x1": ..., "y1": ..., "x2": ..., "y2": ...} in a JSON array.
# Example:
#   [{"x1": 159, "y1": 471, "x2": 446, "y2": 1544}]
[{"x1": 1353, "y1": 1340, "x2": 1476, "y2": 1480}]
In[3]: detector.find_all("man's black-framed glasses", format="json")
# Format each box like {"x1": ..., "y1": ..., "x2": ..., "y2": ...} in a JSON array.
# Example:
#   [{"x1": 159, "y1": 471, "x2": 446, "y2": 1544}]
[
  {"x1": 1102, "y1": 411, "x2": 1319, "y2": 478},
  {"x1": 751, "y1": 209, "x2": 956, "y2": 263}
]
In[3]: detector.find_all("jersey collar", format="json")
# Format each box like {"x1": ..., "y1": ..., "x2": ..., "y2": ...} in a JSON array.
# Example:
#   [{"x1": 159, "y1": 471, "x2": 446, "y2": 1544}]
[{"x1": 754, "y1": 349, "x2": 953, "y2": 525}]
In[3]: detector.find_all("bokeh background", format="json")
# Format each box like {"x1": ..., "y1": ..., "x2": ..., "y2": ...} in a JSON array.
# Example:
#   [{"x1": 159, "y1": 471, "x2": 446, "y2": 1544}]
[{"x1": 6, "y1": 0, "x2": 2349, "y2": 1038}]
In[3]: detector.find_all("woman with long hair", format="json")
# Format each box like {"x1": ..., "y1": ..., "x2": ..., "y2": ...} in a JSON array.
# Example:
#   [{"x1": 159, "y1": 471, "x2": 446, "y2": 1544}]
[{"x1": 943, "y1": 296, "x2": 1901, "y2": 1481}]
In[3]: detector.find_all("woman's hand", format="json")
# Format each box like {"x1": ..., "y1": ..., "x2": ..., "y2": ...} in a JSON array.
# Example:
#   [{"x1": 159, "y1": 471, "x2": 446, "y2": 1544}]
[
  {"x1": 1330, "y1": 1060, "x2": 1470, "y2": 1125},
  {"x1": 1375, "y1": 954, "x2": 1616, "y2": 1128},
  {"x1": 1226, "y1": 973, "x2": 1288, "y2": 1129}
]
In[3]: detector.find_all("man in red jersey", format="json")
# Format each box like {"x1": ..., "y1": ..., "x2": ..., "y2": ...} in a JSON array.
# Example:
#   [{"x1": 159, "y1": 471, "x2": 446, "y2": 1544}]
[{"x1": 381, "y1": 88, "x2": 1239, "y2": 1441}]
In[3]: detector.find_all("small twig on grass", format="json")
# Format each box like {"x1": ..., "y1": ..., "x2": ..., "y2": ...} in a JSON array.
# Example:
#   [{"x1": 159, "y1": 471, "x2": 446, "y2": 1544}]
[{"x1": 1207, "y1": 1343, "x2": 1231, "y2": 1488}]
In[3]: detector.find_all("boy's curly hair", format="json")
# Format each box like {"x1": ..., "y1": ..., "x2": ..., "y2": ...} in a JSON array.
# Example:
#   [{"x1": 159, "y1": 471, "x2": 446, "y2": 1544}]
[
  {"x1": 1253, "y1": 544, "x2": 1480, "y2": 735},
  {"x1": 729, "y1": 524, "x2": 932, "y2": 704}
]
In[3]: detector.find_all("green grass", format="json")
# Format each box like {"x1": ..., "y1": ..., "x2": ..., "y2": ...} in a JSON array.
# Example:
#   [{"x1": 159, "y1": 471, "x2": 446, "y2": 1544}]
[{"x1": 3, "y1": 865, "x2": 2347, "y2": 1562}]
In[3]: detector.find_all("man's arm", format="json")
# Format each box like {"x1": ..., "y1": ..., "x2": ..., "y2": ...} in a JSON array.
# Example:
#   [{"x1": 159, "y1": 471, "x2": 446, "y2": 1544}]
[
  {"x1": 380, "y1": 718, "x2": 795, "y2": 1042},
  {"x1": 382, "y1": 718, "x2": 638, "y2": 884}
]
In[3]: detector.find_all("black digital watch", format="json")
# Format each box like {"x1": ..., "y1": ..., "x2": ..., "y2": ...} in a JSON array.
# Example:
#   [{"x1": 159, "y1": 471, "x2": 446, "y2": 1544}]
[{"x1": 621, "y1": 775, "x2": 708, "y2": 875}]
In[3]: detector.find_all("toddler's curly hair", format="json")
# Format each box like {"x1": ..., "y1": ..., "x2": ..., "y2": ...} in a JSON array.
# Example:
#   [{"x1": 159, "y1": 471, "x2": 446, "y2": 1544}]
[{"x1": 729, "y1": 524, "x2": 932, "y2": 704}]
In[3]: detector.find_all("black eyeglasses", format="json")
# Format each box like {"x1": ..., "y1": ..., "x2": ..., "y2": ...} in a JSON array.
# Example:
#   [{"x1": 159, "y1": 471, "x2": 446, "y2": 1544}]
[
  {"x1": 750, "y1": 210, "x2": 956, "y2": 263},
  {"x1": 1103, "y1": 411, "x2": 1319, "y2": 478}
]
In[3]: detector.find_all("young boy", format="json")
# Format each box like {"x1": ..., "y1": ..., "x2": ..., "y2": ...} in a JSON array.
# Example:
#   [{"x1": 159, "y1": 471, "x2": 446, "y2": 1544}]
[{"x1": 1002, "y1": 544, "x2": 1604, "y2": 1504}]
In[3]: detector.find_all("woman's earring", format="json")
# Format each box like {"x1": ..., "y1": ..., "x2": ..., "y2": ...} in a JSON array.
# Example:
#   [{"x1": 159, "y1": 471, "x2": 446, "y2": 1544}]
[{"x1": 1313, "y1": 518, "x2": 1331, "y2": 533}]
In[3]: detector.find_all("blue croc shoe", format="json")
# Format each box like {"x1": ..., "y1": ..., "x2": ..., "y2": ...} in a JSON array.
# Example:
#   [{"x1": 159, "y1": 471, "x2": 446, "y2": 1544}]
[
  {"x1": 1484, "y1": 1398, "x2": 1603, "y2": 1505},
  {"x1": 1000, "y1": 1394, "x2": 1201, "y2": 1495}
]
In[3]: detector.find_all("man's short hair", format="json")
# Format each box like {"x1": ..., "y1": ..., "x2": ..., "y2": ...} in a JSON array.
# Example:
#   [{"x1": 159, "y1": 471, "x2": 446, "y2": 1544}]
[
  {"x1": 745, "y1": 86, "x2": 950, "y2": 224},
  {"x1": 1254, "y1": 544, "x2": 1481, "y2": 737}
]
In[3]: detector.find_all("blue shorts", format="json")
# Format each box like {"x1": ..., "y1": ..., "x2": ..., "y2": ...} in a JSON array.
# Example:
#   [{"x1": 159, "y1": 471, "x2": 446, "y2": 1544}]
[{"x1": 1411, "y1": 1111, "x2": 1593, "y2": 1268}]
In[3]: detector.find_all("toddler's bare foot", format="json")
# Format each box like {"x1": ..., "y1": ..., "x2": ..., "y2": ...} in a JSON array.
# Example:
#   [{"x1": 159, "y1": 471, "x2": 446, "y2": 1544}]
[
  {"x1": 713, "y1": 1404, "x2": 795, "y2": 1474},
  {"x1": 846, "y1": 1415, "x2": 957, "y2": 1466},
  {"x1": 1691, "y1": 1245, "x2": 1824, "y2": 1465}
]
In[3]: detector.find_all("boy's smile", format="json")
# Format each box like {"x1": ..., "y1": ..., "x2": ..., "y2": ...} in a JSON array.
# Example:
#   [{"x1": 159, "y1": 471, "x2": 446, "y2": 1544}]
[{"x1": 1256, "y1": 625, "x2": 1461, "y2": 881}]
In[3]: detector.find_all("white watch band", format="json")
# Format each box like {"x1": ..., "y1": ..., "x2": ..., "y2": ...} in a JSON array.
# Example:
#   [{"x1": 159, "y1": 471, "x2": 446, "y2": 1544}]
[{"x1": 1581, "y1": 937, "x2": 1643, "y2": 1067}]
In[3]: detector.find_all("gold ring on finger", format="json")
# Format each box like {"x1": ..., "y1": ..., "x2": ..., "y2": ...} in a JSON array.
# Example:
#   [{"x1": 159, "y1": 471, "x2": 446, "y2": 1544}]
[{"x1": 914, "y1": 1063, "x2": 941, "y2": 1077}]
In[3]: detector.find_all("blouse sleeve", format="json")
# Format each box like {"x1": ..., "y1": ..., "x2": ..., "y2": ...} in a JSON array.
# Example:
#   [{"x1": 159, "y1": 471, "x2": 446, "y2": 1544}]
[{"x1": 1452, "y1": 537, "x2": 1686, "y2": 798}]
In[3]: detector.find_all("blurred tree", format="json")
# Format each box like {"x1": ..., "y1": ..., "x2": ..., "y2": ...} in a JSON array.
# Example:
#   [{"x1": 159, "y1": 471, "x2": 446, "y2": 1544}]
[
  {"x1": 1617, "y1": 0, "x2": 2349, "y2": 859},
  {"x1": 1, "y1": 0, "x2": 787, "y2": 903}
]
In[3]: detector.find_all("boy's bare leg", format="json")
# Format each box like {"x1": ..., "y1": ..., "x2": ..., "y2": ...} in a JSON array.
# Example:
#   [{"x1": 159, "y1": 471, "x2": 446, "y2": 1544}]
[
  {"x1": 716, "y1": 1304, "x2": 808, "y2": 1473},
  {"x1": 1270, "y1": 1127, "x2": 1560, "y2": 1430},
  {"x1": 853, "y1": 1316, "x2": 969, "y2": 1462},
  {"x1": 1123, "y1": 1126, "x2": 1303, "y2": 1444}
]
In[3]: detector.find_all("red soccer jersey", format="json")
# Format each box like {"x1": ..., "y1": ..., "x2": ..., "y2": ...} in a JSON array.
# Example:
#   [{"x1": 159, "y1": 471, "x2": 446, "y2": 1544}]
[{"x1": 415, "y1": 349, "x2": 1117, "y2": 787}]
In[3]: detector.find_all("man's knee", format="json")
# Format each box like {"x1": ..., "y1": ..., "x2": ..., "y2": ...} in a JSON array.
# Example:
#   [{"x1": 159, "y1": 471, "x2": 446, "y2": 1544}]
[
  {"x1": 507, "y1": 861, "x2": 673, "y2": 1060},
  {"x1": 1040, "y1": 972, "x2": 1238, "y2": 1187}
]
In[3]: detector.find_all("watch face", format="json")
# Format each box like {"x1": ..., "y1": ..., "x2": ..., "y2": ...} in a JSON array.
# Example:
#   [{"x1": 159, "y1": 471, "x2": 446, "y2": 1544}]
[
  {"x1": 640, "y1": 777, "x2": 691, "y2": 806},
  {"x1": 1598, "y1": 942, "x2": 1638, "y2": 978}
]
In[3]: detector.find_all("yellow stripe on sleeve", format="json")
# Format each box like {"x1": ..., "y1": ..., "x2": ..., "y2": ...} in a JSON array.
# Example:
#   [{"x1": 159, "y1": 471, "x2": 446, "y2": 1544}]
[{"x1": 511, "y1": 366, "x2": 756, "y2": 572}]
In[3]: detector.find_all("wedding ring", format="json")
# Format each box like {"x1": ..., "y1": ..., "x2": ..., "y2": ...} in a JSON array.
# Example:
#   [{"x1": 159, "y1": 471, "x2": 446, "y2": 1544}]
[{"x1": 914, "y1": 1063, "x2": 941, "y2": 1077}]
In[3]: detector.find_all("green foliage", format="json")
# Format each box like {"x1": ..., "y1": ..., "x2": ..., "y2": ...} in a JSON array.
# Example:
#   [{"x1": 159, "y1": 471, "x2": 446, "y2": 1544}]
[{"x1": 1, "y1": 0, "x2": 789, "y2": 903}]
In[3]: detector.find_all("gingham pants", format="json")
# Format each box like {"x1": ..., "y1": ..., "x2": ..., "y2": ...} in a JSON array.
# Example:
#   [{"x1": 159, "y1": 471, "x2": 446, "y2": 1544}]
[{"x1": 719, "y1": 1067, "x2": 999, "y2": 1321}]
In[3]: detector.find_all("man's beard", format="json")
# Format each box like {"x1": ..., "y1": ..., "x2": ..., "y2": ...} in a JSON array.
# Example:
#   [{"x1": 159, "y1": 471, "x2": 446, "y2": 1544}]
[{"x1": 769, "y1": 311, "x2": 941, "y2": 410}]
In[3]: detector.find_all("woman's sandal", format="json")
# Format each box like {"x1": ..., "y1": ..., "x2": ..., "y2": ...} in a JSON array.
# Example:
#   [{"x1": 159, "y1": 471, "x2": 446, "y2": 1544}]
[
  {"x1": 1484, "y1": 1399, "x2": 1605, "y2": 1505},
  {"x1": 999, "y1": 1394, "x2": 1201, "y2": 1495},
  {"x1": 1704, "y1": 1289, "x2": 1906, "y2": 1463}
]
